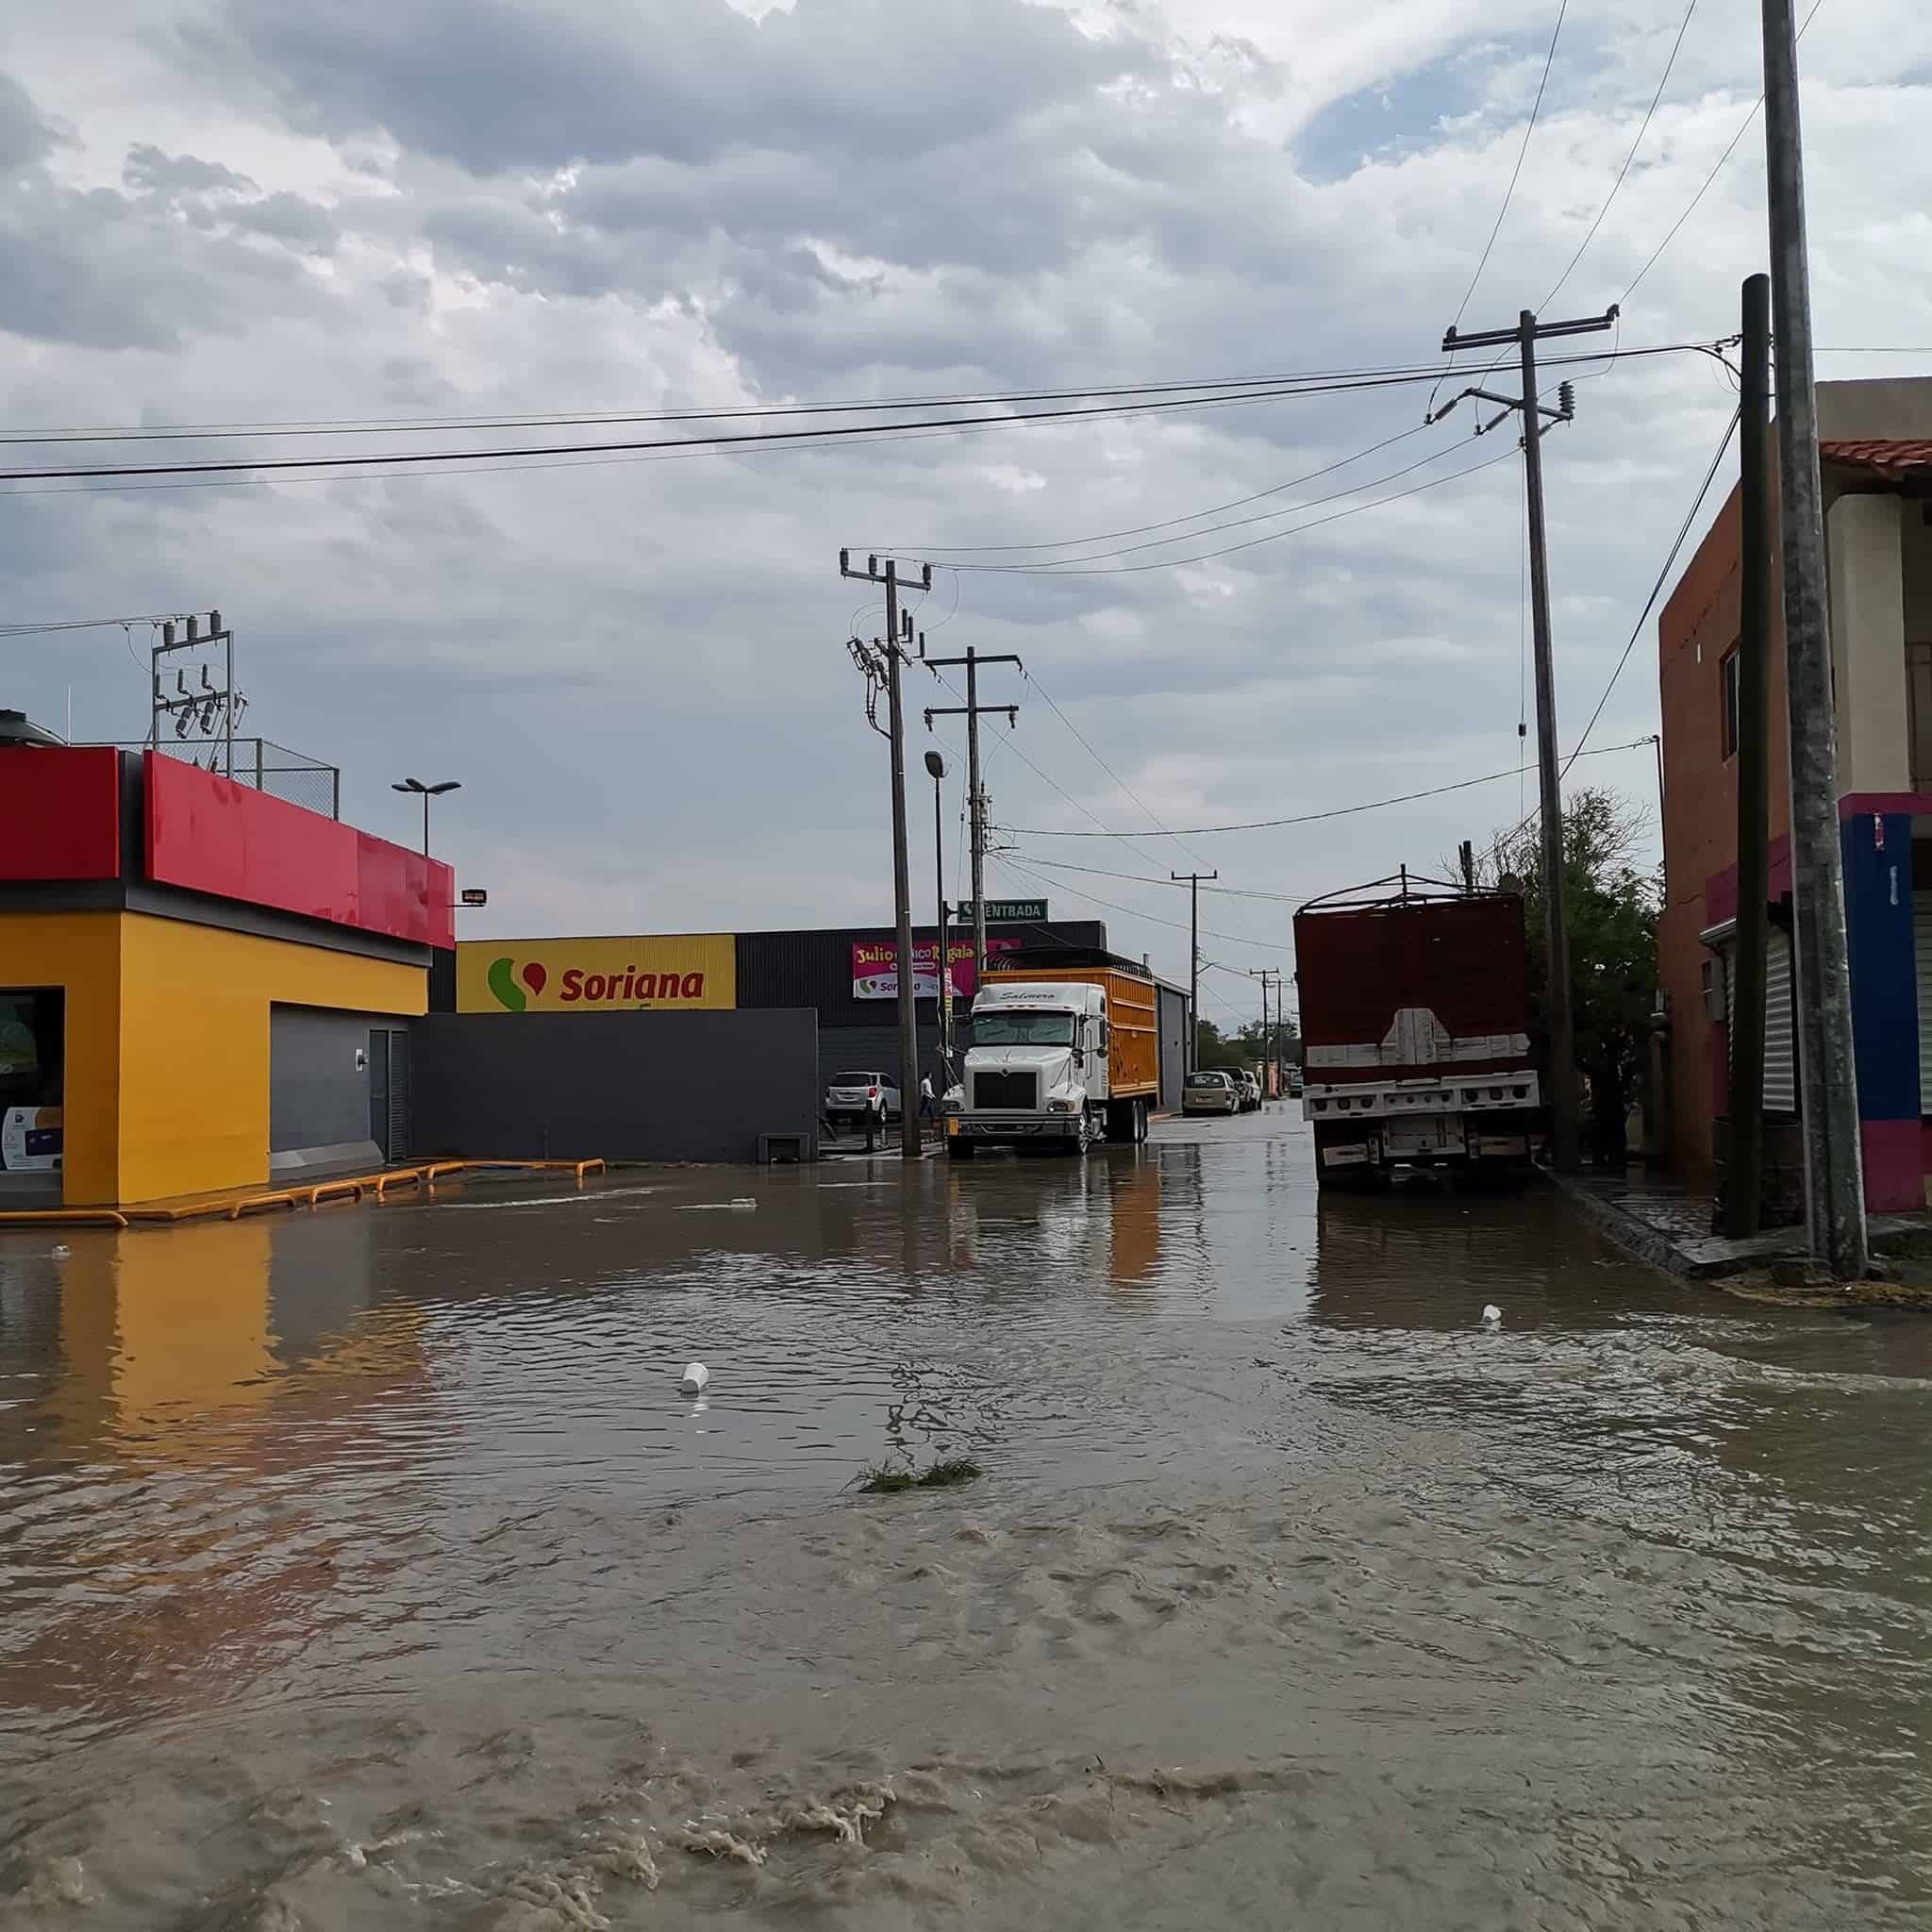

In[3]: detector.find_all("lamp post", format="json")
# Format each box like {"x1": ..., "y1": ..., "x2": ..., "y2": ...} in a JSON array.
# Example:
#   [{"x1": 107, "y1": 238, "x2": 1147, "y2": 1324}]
[
  {"x1": 924, "y1": 750, "x2": 952, "y2": 1084},
  {"x1": 392, "y1": 776, "x2": 460, "y2": 856}
]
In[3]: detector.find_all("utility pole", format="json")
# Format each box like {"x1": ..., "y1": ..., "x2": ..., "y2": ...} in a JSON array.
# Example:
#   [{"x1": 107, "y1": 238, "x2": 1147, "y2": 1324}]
[
  {"x1": 1248, "y1": 968, "x2": 1269, "y2": 1091},
  {"x1": 841, "y1": 550, "x2": 930, "y2": 1161},
  {"x1": 1761, "y1": 0, "x2": 1869, "y2": 1278},
  {"x1": 923, "y1": 644, "x2": 1021, "y2": 993},
  {"x1": 1172, "y1": 871, "x2": 1217, "y2": 1071},
  {"x1": 1726, "y1": 274, "x2": 1774, "y2": 1241},
  {"x1": 1435, "y1": 304, "x2": 1617, "y2": 1172},
  {"x1": 1248, "y1": 967, "x2": 1283, "y2": 1099}
]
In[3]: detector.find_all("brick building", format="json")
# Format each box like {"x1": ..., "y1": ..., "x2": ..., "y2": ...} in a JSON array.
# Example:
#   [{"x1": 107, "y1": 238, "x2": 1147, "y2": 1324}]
[{"x1": 1657, "y1": 378, "x2": 1932, "y2": 1210}]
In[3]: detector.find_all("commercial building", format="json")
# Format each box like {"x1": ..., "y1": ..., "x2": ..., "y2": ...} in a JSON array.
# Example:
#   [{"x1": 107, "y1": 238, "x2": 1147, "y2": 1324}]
[
  {"x1": 1657, "y1": 377, "x2": 1932, "y2": 1209},
  {"x1": 430, "y1": 920, "x2": 1196, "y2": 1141},
  {"x1": 1, "y1": 731, "x2": 449, "y2": 1208}
]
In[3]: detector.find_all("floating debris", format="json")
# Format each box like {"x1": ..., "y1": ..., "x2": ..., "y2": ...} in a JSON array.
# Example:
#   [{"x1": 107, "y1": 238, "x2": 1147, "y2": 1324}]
[
  {"x1": 679, "y1": 1362, "x2": 709, "y2": 1395},
  {"x1": 1479, "y1": 1304, "x2": 1502, "y2": 1327},
  {"x1": 858, "y1": 1457, "x2": 983, "y2": 1494}
]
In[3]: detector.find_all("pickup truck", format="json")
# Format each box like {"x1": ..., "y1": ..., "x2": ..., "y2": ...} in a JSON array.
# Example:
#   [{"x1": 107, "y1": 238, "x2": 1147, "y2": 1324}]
[{"x1": 944, "y1": 964, "x2": 1158, "y2": 1158}]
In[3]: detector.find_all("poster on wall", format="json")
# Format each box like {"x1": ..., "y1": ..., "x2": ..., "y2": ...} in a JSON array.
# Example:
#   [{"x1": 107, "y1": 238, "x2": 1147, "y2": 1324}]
[
  {"x1": 0, "y1": 1107, "x2": 62, "y2": 1172},
  {"x1": 851, "y1": 938, "x2": 1018, "y2": 1000},
  {"x1": 456, "y1": 936, "x2": 738, "y2": 1013}
]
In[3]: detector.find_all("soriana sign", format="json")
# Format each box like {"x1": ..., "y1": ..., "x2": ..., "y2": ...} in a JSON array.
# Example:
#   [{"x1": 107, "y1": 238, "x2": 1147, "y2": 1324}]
[
  {"x1": 851, "y1": 937, "x2": 1016, "y2": 1000},
  {"x1": 457, "y1": 937, "x2": 736, "y2": 1013}
]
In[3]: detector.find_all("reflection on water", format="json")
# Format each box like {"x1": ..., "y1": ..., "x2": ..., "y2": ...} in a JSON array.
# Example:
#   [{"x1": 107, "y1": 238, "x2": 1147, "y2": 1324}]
[{"x1": 0, "y1": 1119, "x2": 1926, "y2": 1928}]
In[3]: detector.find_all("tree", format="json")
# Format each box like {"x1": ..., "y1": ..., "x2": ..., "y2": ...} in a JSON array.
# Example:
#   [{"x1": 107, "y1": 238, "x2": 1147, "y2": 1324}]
[
  {"x1": 1474, "y1": 789, "x2": 1659, "y2": 1164},
  {"x1": 1197, "y1": 1015, "x2": 1303, "y2": 1073}
]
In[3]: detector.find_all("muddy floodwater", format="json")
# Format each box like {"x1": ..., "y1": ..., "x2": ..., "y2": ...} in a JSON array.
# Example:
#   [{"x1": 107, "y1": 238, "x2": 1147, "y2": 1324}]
[{"x1": 0, "y1": 1110, "x2": 1926, "y2": 1928}]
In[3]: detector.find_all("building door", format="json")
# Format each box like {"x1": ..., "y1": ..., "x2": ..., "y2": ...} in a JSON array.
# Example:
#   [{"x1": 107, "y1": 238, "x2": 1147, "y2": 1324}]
[{"x1": 366, "y1": 1029, "x2": 412, "y2": 1162}]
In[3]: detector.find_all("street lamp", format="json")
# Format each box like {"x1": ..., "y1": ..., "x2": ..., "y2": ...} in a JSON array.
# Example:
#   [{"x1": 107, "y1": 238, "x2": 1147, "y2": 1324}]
[
  {"x1": 924, "y1": 749, "x2": 952, "y2": 1080},
  {"x1": 392, "y1": 776, "x2": 459, "y2": 856}
]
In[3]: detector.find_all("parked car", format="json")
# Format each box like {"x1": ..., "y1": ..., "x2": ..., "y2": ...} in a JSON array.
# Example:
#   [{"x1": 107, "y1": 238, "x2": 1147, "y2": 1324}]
[
  {"x1": 1182, "y1": 1071, "x2": 1240, "y2": 1117},
  {"x1": 1285, "y1": 1067, "x2": 1304, "y2": 1097},
  {"x1": 1234, "y1": 1072, "x2": 1262, "y2": 1111},
  {"x1": 823, "y1": 1071, "x2": 902, "y2": 1131}
]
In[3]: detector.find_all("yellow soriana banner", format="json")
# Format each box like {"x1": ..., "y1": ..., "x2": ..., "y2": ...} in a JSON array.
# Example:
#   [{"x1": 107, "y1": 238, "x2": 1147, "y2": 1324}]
[{"x1": 457, "y1": 936, "x2": 737, "y2": 1013}]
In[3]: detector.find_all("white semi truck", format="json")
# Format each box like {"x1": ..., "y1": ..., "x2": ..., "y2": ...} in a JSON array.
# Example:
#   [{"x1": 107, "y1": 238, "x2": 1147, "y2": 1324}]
[{"x1": 943, "y1": 967, "x2": 1159, "y2": 1158}]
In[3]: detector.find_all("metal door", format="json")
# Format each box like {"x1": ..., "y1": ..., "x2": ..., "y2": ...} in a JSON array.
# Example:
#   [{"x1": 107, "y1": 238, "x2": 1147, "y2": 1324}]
[
  {"x1": 386, "y1": 1029, "x2": 411, "y2": 1161},
  {"x1": 368, "y1": 1029, "x2": 390, "y2": 1157}
]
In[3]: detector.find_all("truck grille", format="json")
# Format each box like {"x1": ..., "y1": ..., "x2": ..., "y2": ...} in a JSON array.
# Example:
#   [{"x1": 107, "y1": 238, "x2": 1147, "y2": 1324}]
[{"x1": 973, "y1": 1071, "x2": 1037, "y2": 1110}]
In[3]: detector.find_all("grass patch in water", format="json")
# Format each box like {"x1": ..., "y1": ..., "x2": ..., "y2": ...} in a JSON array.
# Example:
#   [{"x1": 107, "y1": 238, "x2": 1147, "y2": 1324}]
[{"x1": 856, "y1": 1457, "x2": 983, "y2": 1494}]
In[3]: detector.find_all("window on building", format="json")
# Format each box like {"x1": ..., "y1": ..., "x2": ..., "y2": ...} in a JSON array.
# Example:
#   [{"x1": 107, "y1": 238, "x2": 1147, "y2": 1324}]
[
  {"x1": 1907, "y1": 641, "x2": 1932, "y2": 791},
  {"x1": 1720, "y1": 646, "x2": 1740, "y2": 760}
]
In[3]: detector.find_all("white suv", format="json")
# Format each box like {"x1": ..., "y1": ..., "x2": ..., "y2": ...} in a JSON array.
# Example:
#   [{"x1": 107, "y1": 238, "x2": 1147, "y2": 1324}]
[{"x1": 823, "y1": 1071, "x2": 902, "y2": 1131}]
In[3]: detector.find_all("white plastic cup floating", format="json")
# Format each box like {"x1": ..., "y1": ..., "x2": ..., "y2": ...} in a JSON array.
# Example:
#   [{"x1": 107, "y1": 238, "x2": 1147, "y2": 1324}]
[
  {"x1": 51, "y1": 1243, "x2": 71, "y2": 1260},
  {"x1": 1479, "y1": 1304, "x2": 1503, "y2": 1327},
  {"x1": 679, "y1": 1362, "x2": 710, "y2": 1395}
]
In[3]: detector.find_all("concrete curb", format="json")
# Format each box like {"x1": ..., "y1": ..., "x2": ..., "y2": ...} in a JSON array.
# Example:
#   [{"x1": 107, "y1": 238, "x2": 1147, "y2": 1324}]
[{"x1": 1555, "y1": 1175, "x2": 1706, "y2": 1279}]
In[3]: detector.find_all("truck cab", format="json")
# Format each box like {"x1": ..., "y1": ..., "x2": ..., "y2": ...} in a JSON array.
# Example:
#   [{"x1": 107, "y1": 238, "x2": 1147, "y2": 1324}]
[{"x1": 945, "y1": 974, "x2": 1158, "y2": 1158}]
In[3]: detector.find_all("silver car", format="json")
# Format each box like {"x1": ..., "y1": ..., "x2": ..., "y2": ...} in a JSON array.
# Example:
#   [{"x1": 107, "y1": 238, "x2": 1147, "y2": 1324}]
[
  {"x1": 1182, "y1": 1071, "x2": 1240, "y2": 1117},
  {"x1": 823, "y1": 1071, "x2": 902, "y2": 1130}
]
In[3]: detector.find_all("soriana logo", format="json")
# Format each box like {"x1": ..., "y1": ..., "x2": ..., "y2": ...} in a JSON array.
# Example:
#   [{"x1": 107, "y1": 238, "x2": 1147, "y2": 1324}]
[{"x1": 456, "y1": 937, "x2": 736, "y2": 1014}]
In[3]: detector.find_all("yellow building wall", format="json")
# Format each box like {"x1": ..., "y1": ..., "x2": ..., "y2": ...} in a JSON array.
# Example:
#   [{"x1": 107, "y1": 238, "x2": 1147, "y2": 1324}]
[
  {"x1": 1, "y1": 912, "x2": 123, "y2": 1206},
  {"x1": 114, "y1": 913, "x2": 426, "y2": 1204}
]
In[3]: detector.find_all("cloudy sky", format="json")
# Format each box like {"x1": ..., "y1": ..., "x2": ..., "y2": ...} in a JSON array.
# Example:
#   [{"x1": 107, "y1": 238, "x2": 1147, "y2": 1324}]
[{"x1": 4, "y1": 0, "x2": 1928, "y2": 1030}]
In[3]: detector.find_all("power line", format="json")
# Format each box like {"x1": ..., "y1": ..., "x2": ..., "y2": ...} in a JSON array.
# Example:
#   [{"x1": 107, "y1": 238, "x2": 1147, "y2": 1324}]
[
  {"x1": 882, "y1": 421, "x2": 1435, "y2": 556},
  {"x1": 0, "y1": 610, "x2": 189, "y2": 638},
  {"x1": 1561, "y1": 404, "x2": 1741, "y2": 774},
  {"x1": 941, "y1": 433, "x2": 1482, "y2": 571},
  {"x1": 1619, "y1": 0, "x2": 1827, "y2": 308},
  {"x1": 0, "y1": 376, "x2": 1431, "y2": 486},
  {"x1": 931, "y1": 441, "x2": 1521, "y2": 576},
  {"x1": 1007, "y1": 853, "x2": 1318, "y2": 903},
  {"x1": 1541, "y1": 0, "x2": 1699, "y2": 310},
  {"x1": 1431, "y1": 0, "x2": 1572, "y2": 415},
  {"x1": 1003, "y1": 735, "x2": 1659, "y2": 838},
  {"x1": 992, "y1": 853, "x2": 1277, "y2": 956}
]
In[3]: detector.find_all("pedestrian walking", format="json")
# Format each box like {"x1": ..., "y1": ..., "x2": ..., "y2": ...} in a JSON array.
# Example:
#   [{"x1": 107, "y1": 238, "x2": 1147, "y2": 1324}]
[{"x1": 919, "y1": 1074, "x2": 937, "y2": 1123}]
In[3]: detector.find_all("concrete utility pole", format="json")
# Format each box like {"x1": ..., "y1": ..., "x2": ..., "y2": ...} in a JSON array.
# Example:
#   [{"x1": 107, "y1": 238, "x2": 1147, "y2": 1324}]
[
  {"x1": 1248, "y1": 966, "x2": 1283, "y2": 1098},
  {"x1": 1725, "y1": 275, "x2": 1774, "y2": 1241},
  {"x1": 923, "y1": 644, "x2": 1021, "y2": 994},
  {"x1": 1761, "y1": 0, "x2": 1869, "y2": 1277},
  {"x1": 1172, "y1": 871, "x2": 1217, "y2": 1071},
  {"x1": 1435, "y1": 304, "x2": 1617, "y2": 1172},
  {"x1": 841, "y1": 550, "x2": 930, "y2": 1161}
]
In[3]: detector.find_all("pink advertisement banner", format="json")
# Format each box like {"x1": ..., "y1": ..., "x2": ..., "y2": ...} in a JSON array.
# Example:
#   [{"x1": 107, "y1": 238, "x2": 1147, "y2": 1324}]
[{"x1": 851, "y1": 938, "x2": 1017, "y2": 1000}]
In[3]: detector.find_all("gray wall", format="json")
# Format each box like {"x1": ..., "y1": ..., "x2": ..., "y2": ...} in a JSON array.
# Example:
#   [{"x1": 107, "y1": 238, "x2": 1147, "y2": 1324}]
[
  {"x1": 411, "y1": 1008, "x2": 819, "y2": 1164},
  {"x1": 1157, "y1": 984, "x2": 1189, "y2": 1113},
  {"x1": 270, "y1": 1006, "x2": 387, "y2": 1161}
]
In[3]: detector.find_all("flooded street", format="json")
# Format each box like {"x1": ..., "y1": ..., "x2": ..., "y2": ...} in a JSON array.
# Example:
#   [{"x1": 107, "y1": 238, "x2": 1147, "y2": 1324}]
[{"x1": 1, "y1": 1110, "x2": 1926, "y2": 1929}]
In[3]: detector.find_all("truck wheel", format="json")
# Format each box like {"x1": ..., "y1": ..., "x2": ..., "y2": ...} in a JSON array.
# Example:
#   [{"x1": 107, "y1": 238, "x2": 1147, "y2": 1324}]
[
  {"x1": 1071, "y1": 1109, "x2": 1091, "y2": 1156},
  {"x1": 946, "y1": 1139, "x2": 976, "y2": 1160}
]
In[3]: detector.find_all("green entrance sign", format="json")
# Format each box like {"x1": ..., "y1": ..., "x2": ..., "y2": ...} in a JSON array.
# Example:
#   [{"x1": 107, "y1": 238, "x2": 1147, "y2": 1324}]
[{"x1": 953, "y1": 898, "x2": 1047, "y2": 924}]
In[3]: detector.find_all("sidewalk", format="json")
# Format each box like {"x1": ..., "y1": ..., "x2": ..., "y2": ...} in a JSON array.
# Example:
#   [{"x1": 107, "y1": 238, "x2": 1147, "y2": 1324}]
[{"x1": 1558, "y1": 1168, "x2": 1932, "y2": 1302}]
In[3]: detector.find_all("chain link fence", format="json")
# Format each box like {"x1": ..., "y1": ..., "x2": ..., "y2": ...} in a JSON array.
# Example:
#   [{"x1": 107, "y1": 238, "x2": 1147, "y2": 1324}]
[{"x1": 113, "y1": 740, "x2": 341, "y2": 819}]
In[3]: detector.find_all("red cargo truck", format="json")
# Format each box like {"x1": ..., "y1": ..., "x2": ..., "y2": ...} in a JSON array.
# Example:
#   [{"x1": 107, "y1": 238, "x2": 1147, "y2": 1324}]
[{"x1": 1294, "y1": 874, "x2": 1543, "y2": 1185}]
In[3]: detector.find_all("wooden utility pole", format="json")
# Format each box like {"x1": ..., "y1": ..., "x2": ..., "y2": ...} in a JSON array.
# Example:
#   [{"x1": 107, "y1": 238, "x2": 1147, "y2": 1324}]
[
  {"x1": 1761, "y1": 0, "x2": 1868, "y2": 1276},
  {"x1": 923, "y1": 644, "x2": 1021, "y2": 992},
  {"x1": 1172, "y1": 870, "x2": 1217, "y2": 1071},
  {"x1": 1725, "y1": 275, "x2": 1774, "y2": 1240},
  {"x1": 840, "y1": 550, "x2": 930, "y2": 1160},
  {"x1": 1435, "y1": 304, "x2": 1617, "y2": 1171}
]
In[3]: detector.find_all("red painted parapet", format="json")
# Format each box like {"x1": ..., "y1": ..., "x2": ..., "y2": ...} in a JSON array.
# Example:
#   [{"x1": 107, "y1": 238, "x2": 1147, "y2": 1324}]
[{"x1": 144, "y1": 751, "x2": 453, "y2": 947}]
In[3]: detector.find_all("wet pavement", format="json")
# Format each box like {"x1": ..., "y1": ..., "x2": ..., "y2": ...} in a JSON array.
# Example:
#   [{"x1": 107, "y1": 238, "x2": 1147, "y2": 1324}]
[{"x1": 0, "y1": 1107, "x2": 1926, "y2": 1927}]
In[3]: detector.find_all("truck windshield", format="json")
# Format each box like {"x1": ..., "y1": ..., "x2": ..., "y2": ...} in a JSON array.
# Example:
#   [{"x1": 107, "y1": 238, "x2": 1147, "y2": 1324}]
[{"x1": 970, "y1": 1011, "x2": 1075, "y2": 1047}]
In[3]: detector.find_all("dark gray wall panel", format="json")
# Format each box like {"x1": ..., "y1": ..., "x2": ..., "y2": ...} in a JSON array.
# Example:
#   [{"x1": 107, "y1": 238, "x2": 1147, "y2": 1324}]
[
  {"x1": 411, "y1": 1008, "x2": 818, "y2": 1164},
  {"x1": 1158, "y1": 985, "x2": 1189, "y2": 1112}
]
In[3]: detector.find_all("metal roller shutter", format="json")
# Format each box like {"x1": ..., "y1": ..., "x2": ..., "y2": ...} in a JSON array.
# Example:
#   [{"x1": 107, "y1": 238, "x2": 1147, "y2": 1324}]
[
  {"x1": 1916, "y1": 897, "x2": 1932, "y2": 1112},
  {"x1": 1762, "y1": 929, "x2": 1795, "y2": 1115},
  {"x1": 1725, "y1": 929, "x2": 1797, "y2": 1115}
]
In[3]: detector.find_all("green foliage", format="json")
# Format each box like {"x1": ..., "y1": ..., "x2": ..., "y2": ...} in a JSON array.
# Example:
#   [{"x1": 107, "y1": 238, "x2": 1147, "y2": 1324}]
[
  {"x1": 1197, "y1": 1017, "x2": 1302, "y2": 1072},
  {"x1": 856, "y1": 1457, "x2": 983, "y2": 1494},
  {"x1": 1481, "y1": 789, "x2": 1660, "y2": 1161}
]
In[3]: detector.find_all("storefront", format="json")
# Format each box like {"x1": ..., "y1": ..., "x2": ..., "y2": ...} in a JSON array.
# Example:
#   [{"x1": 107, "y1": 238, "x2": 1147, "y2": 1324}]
[{"x1": 0, "y1": 741, "x2": 450, "y2": 1207}]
